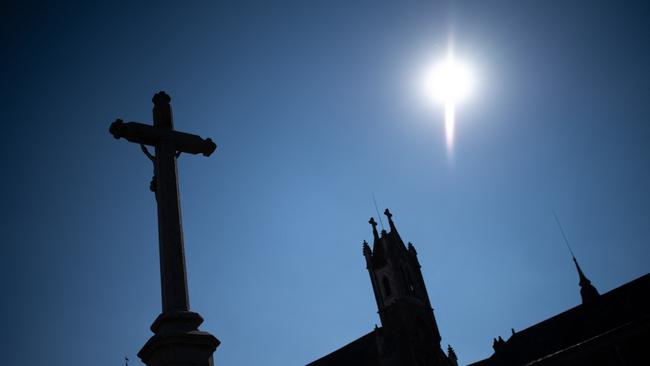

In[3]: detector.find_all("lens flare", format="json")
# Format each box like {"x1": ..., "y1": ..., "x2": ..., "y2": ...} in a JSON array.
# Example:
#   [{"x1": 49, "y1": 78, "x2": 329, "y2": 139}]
[
  {"x1": 421, "y1": 49, "x2": 475, "y2": 155},
  {"x1": 445, "y1": 103, "x2": 455, "y2": 153}
]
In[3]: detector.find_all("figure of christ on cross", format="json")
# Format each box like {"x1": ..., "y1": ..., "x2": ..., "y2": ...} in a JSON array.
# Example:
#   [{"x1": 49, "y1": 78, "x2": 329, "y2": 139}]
[{"x1": 110, "y1": 92, "x2": 219, "y2": 366}]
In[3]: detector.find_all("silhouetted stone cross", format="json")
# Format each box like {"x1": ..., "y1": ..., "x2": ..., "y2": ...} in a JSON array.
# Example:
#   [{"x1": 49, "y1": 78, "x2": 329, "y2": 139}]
[
  {"x1": 369, "y1": 217, "x2": 380, "y2": 240},
  {"x1": 109, "y1": 91, "x2": 216, "y2": 315},
  {"x1": 383, "y1": 209, "x2": 392, "y2": 219},
  {"x1": 369, "y1": 217, "x2": 378, "y2": 228},
  {"x1": 110, "y1": 91, "x2": 219, "y2": 366}
]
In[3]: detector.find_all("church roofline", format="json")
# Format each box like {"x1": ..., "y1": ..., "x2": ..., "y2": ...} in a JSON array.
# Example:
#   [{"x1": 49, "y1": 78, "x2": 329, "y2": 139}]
[
  {"x1": 305, "y1": 329, "x2": 380, "y2": 366},
  {"x1": 468, "y1": 272, "x2": 650, "y2": 365},
  {"x1": 513, "y1": 273, "x2": 647, "y2": 337}
]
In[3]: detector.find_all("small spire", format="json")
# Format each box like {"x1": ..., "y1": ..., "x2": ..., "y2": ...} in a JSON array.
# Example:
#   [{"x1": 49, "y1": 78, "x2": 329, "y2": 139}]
[
  {"x1": 447, "y1": 345, "x2": 458, "y2": 361},
  {"x1": 369, "y1": 217, "x2": 379, "y2": 240},
  {"x1": 573, "y1": 256, "x2": 600, "y2": 304},
  {"x1": 493, "y1": 336, "x2": 505, "y2": 352},
  {"x1": 363, "y1": 240, "x2": 372, "y2": 256},
  {"x1": 407, "y1": 242, "x2": 417, "y2": 255},
  {"x1": 573, "y1": 257, "x2": 588, "y2": 284}
]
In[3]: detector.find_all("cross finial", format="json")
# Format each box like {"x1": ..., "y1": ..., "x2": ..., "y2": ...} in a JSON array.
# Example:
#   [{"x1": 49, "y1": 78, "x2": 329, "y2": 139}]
[
  {"x1": 369, "y1": 217, "x2": 380, "y2": 240},
  {"x1": 384, "y1": 208, "x2": 392, "y2": 219},
  {"x1": 383, "y1": 208, "x2": 399, "y2": 234}
]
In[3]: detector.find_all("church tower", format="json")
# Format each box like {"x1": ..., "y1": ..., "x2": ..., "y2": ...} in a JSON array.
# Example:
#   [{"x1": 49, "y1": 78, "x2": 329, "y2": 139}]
[{"x1": 363, "y1": 209, "x2": 452, "y2": 366}]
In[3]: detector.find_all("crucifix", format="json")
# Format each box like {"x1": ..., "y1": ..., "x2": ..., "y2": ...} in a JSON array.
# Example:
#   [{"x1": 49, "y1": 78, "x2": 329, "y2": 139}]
[{"x1": 110, "y1": 92, "x2": 219, "y2": 366}]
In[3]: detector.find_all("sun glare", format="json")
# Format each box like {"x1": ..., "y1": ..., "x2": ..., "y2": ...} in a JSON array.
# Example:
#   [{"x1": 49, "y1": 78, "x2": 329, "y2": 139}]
[
  {"x1": 423, "y1": 53, "x2": 474, "y2": 105},
  {"x1": 421, "y1": 50, "x2": 475, "y2": 155}
]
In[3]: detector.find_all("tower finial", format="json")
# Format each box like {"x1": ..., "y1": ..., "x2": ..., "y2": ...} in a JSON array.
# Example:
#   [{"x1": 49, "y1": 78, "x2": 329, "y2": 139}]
[
  {"x1": 369, "y1": 217, "x2": 379, "y2": 240},
  {"x1": 384, "y1": 208, "x2": 399, "y2": 234}
]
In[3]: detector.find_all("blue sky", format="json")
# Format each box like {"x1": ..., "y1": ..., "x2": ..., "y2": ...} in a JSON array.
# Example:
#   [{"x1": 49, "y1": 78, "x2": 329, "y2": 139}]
[{"x1": 2, "y1": 1, "x2": 649, "y2": 365}]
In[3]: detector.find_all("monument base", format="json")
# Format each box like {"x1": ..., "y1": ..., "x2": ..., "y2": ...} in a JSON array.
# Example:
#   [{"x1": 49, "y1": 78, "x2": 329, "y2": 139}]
[{"x1": 138, "y1": 311, "x2": 220, "y2": 366}]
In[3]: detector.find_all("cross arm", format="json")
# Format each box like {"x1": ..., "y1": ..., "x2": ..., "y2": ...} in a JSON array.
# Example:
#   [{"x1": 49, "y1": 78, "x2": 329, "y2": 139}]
[
  {"x1": 170, "y1": 130, "x2": 217, "y2": 156},
  {"x1": 110, "y1": 119, "x2": 217, "y2": 156},
  {"x1": 110, "y1": 119, "x2": 165, "y2": 146}
]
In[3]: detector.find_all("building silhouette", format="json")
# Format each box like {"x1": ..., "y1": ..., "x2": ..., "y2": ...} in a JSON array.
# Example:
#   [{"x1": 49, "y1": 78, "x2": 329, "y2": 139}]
[
  {"x1": 307, "y1": 209, "x2": 457, "y2": 366},
  {"x1": 306, "y1": 209, "x2": 650, "y2": 366},
  {"x1": 469, "y1": 259, "x2": 649, "y2": 366}
]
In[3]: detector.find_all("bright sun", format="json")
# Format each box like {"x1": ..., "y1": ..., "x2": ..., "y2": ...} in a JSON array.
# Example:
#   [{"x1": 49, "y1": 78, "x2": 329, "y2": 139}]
[{"x1": 421, "y1": 50, "x2": 475, "y2": 154}]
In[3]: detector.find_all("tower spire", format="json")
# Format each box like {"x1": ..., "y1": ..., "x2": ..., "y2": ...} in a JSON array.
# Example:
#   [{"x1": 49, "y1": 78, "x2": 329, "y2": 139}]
[
  {"x1": 573, "y1": 256, "x2": 600, "y2": 304},
  {"x1": 363, "y1": 240, "x2": 372, "y2": 256},
  {"x1": 447, "y1": 345, "x2": 458, "y2": 366},
  {"x1": 552, "y1": 211, "x2": 599, "y2": 304}
]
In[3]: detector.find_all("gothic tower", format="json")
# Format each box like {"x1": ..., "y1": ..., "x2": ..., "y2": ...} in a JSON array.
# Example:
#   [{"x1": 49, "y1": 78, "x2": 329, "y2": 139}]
[{"x1": 363, "y1": 209, "x2": 453, "y2": 366}]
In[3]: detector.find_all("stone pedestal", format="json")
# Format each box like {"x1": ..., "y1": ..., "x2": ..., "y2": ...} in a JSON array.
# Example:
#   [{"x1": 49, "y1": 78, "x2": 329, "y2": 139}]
[{"x1": 138, "y1": 311, "x2": 220, "y2": 366}]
